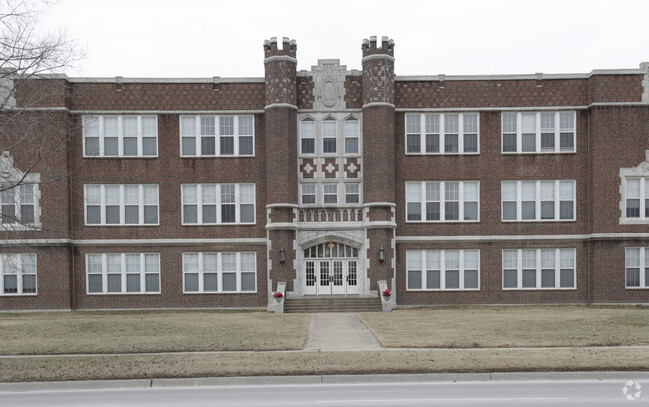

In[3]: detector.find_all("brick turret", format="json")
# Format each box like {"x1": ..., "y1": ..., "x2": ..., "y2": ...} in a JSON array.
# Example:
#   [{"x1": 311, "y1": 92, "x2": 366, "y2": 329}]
[
  {"x1": 263, "y1": 37, "x2": 299, "y2": 302},
  {"x1": 361, "y1": 36, "x2": 397, "y2": 296}
]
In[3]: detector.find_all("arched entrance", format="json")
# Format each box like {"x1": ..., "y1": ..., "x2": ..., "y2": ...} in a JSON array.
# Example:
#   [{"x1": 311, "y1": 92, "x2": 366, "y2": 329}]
[{"x1": 303, "y1": 242, "x2": 359, "y2": 295}]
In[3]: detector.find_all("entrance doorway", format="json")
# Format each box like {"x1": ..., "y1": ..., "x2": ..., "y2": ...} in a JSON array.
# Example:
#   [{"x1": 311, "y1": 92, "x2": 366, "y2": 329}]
[{"x1": 303, "y1": 242, "x2": 359, "y2": 295}]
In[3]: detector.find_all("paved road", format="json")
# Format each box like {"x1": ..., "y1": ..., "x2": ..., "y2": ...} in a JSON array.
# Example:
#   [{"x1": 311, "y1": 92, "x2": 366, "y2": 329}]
[{"x1": 1, "y1": 379, "x2": 645, "y2": 406}]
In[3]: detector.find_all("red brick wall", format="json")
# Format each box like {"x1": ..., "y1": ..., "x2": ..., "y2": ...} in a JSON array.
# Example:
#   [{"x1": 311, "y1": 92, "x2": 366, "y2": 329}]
[{"x1": 73, "y1": 245, "x2": 267, "y2": 309}]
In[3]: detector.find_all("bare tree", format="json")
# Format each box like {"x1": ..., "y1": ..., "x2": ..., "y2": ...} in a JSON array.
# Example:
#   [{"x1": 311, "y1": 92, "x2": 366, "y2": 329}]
[{"x1": 0, "y1": 0, "x2": 81, "y2": 232}]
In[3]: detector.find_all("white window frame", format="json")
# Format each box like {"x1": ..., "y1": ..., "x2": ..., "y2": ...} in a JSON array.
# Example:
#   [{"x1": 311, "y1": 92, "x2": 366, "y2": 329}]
[
  {"x1": 84, "y1": 184, "x2": 159, "y2": 226},
  {"x1": 85, "y1": 253, "x2": 160, "y2": 295},
  {"x1": 502, "y1": 248, "x2": 576, "y2": 290},
  {"x1": 625, "y1": 247, "x2": 649, "y2": 289},
  {"x1": 179, "y1": 115, "x2": 255, "y2": 157},
  {"x1": 299, "y1": 117, "x2": 316, "y2": 155},
  {"x1": 0, "y1": 253, "x2": 37, "y2": 296},
  {"x1": 0, "y1": 183, "x2": 41, "y2": 228},
  {"x1": 297, "y1": 113, "x2": 362, "y2": 157},
  {"x1": 501, "y1": 111, "x2": 576, "y2": 154},
  {"x1": 406, "y1": 249, "x2": 480, "y2": 291},
  {"x1": 619, "y1": 169, "x2": 649, "y2": 224},
  {"x1": 344, "y1": 117, "x2": 360, "y2": 154},
  {"x1": 501, "y1": 180, "x2": 575, "y2": 222},
  {"x1": 182, "y1": 252, "x2": 257, "y2": 294},
  {"x1": 406, "y1": 181, "x2": 480, "y2": 223},
  {"x1": 83, "y1": 115, "x2": 158, "y2": 157},
  {"x1": 181, "y1": 183, "x2": 256, "y2": 225},
  {"x1": 405, "y1": 113, "x2": 480, "y2": 155}
]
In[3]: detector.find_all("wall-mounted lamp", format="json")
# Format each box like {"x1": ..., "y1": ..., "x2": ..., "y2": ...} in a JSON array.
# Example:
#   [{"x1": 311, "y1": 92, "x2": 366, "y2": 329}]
[
  {"x1": 378, "y1": 247, "x2": 385, "y2": 263},
  {"x1": 279, "y1": 248, "x2": 286, "y2": 264}
]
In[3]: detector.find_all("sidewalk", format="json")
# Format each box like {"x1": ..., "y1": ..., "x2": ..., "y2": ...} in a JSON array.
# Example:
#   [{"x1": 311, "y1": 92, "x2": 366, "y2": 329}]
[{"x1": 303, "y1": 313, "x2": 383, "y2": 351}]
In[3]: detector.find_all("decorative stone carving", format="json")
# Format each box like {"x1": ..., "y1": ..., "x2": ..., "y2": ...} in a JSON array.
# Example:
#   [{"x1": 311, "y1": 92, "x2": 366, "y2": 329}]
[{"x1": 312, "y1": 59, "x2": 347, "y2": 111}]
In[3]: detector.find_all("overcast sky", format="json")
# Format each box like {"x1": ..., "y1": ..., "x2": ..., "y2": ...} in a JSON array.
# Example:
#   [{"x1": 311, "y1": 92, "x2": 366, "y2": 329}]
[{"x1": 40, "y1": 0, "x2": 648, "y2": 78}]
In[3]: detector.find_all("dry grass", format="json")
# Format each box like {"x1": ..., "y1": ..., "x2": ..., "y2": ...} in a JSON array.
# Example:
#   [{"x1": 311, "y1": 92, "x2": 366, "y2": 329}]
[
  {"x1": 2, "y1": 347, "x2": 649, "y2": 382},
  {"x1": 0, "y1": 310, "x2": 309, "y2": 355},
  {"x1": 359, "y1": 305, "x2": 649, "y2": 348}
]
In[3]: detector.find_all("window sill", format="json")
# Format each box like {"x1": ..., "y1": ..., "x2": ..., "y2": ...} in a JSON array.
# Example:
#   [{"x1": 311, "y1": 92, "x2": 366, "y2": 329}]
[
  {"x1": 181, "y1": 223, "x2": 257, "y2": 226},
  {"x1": 502, "y1": 287, "x2": 577, "y2": 291},
  {"x1": 182, "y1": 291, "x2": 258, "y2": 295},
  {"x1": 406, "y1": 288, "x2": 480, "y2": 292},
  {"x1": 179, "y1": 155, "x2": 256, "y2": 159},
  {"x1": 405, "y1": 152, "x2": 480, "y2": 156},
  {"x1": 0, "y1": 293, "x2": 38, "y2": 297},
  {"x1": 86, "y1": 292, "x2": 161, "y2": 296},
  {"x1": 85, "y1": 224, "x2": 160, "y2": 227}
]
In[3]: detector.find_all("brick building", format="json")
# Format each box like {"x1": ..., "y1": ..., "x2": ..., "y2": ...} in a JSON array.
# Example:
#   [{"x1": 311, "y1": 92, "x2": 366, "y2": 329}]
[{"x1": 1, "y1": 36, "x2": 648, "y2": 311}]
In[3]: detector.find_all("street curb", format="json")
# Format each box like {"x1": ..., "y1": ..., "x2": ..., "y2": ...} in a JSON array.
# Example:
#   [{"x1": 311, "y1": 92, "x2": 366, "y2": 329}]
[{"x1": 3, "y1": 372, "x2": 649, "y2": 392}]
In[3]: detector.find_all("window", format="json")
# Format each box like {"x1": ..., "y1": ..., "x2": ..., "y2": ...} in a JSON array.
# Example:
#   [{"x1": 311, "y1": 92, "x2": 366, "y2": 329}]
[
  {"x1": 180, "y1": 115, "x2": 254, "y2": 157},
  {"x1": 407, "y1": 250, "x2": 480, "y2": 290},
  {"x1": 1, "y1": 184, "x2": 38, "y2": 225},
  {"x1": 322, "y1": 117, "x2": 337, "y2": 154},
  {"x1": 301, "y1": 184, "x2": 316, "y2": 205},
  {"x1": 344, "y1": 117, "x2": 359, "y2": 154},
  {"x1": 183, "y1": 252, "x2": 256, "y2": 293},
  {"x1": 625, "y1": 247, "x2": 649, "y2": 288},
  {"x1": 323, "y1": 184, "x2": 338, "y2": 205},
  {"x1": 345, "y1": 184, "x2": 360, "y2": 204},
  {"x1": 622, "y1": 178, "x2": 649, "y2": 220},
  {"x1": 300, "y1": 118, "x2": 315, "y2": 154},
  {"x1": 501, "y1": 180, "x2": 575, "y2": 221},
  {"x1": 1, "y1": 253, "x2": 36, "y2": 295},
  {"x1": 406, "y1": 181, "x2": 479, "y2": 222},
  {"x1": 182, "y1": 184, "x2": 255, "y2": 225},
  {"x1": 83, "y1": 116, "x2": 157, "y2": 157},
  {"x1": 405, "y1": 113, "x2": 479, "y2": 154},
  {"x1": 501, "y1": 111, "x2": 575, "y2": 154},
  {"x1": 502, "y1": 249, "x2": 576, "y2": 289},
  {"x1": 85, "y1": 184, "x2": 158, "y2": 226},
  {"x1": 86, "y1": 253, "x2": 160, "y2": 294}
]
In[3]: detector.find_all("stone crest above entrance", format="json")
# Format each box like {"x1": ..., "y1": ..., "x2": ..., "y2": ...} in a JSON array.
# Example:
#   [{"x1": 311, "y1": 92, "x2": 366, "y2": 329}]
[{"x1": 311, "y1": 59, "x2": 348, "y2": 111}]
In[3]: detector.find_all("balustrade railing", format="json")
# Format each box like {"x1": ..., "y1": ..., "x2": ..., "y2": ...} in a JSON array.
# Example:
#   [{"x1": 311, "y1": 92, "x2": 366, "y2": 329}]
[{"x1": 297, "y1": 207, "x2": 364, "y2": 223}]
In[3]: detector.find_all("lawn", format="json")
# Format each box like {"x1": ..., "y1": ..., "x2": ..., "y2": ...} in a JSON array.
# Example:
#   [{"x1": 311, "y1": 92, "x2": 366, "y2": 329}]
[
  {"x1": 359, "y1": 305, "x2": 649, "y2": 348},
  {"x1": 0, "y1": 310, "x2": 309, "y2": 355}
]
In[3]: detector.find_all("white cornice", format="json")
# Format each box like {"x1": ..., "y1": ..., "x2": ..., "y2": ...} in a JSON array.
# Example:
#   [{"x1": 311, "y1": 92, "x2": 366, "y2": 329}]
[
  {"x1": 395, "y1": 233, "x2": 649, "y2": 243},
  {"x1": 264, "y1": 103, "x2": 298, "y2": 110},
  {"x1": 263, "y1": 55, "x2": 297, "y2": 64}
]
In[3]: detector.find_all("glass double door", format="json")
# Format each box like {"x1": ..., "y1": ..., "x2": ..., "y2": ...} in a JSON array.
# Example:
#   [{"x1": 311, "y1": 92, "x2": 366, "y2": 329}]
[{"x1": 305, "y1": 259, "x2": 358, "y2": 295}]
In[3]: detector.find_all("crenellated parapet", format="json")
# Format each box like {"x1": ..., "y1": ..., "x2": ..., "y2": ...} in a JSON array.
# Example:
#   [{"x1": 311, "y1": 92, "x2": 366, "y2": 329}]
[
  {"x1": 361, "y1": 36, "x2": 395, "y2": 106},
  {"x1": 264, "y1": 37, "x2": 298, "y2": 108}
]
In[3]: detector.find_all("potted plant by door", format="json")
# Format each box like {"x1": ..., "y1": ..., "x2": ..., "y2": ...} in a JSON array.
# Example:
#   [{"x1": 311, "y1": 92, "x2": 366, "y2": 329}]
[
  {"x1": 273, "y1": 291, "x2": 284, "y2": 302},
  {"x1": 382, "y1": 289, "x2": 392, "y2": 298}
]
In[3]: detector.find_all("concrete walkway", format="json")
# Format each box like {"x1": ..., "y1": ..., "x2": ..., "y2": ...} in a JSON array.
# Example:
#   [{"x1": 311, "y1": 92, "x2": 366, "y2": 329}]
[{"x1": 303, "y1": 313, "x2": 383, "y2": 351}]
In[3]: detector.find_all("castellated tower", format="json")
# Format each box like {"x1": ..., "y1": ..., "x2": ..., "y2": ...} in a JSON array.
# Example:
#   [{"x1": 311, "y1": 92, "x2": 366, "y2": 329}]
[
  {"x1": 263, "y1": 37, "x2": 299, "y2": 301},
  {"x1": 361, "y1": 36, "x2": 397, "y2": 293}
]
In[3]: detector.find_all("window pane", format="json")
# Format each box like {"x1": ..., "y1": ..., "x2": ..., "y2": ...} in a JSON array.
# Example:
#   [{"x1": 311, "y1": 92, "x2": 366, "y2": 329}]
[
  {"x1": 426, "y1": 202, "x2": 440, "y2": 221},
  {"x1": 201, "y1": 137, "x2": 216, "y2": 155},
  {"x1": 407, "y1": 270, "x2": 422, "y2": 289},
  {"x1": 560, "y1": 201, "x2": 574, "y2": 220},
  {"x1": 88, "y1": 275, "x2": 103, "y2": 293},
  {"x1": 522, "y1": 202, "x2": 535, "y2": 220},
  {"x1": 522, "y1": 133, "x2": 535, "y2": 152},
  {"x1": 239, "y1": 116, "x2": 253, "y2": 135},
  {"x1": 145, "y1": 254, "x2": 159, "y2": 274},
  {"x1": 142, "y1": 117, "x2": 157, "y2": 136},
  {"x1": 181, "y1": 137, "x2": 196, "y2": 155},
  {"x1": 241, "y1": 272, "x2": 256, "y2": 291},
  {"x1": 425, "y1": 134, "x2": 439, "y2": 153},
  {"x1": 522, "y1": 269, "x2": 536, "y2": 288},
  {"x1": 345, "y1": 138, "x2": 358, "y2": 154},
  {"x1": 144, "y1": 206, "x2": 158, "y2": 224},
  {"x1": 125, "y1": 206, "x2": 138, "y2": 224},
  {"x1": 502, "y1": 182, "x2": 517, "y2": 201},
  {"x1": 22, "y1": 274, "x2": 36, "y2": 293},
  {"x1": 503, "y1": 250, "x2": 518, "y2": 269},
  {"x1": 301, "y1": 139, "x2": 315, "y2": 154},
  {"x1": 240, "y1": 204, "x2": 255, "y2": 223},
  {"x1": 181, "y1": 117, "x2": 196, "y2": 136},
  {"x1": 503, "y1": 134, "x2": 516, "y2": 152},
  {"x1": 502, "y1": 114, "x2": 517, "y2": 133},
  {"x1": 107, "y1": 274, "x2": 121, "y2": 293},
  {"x1": 105, "y1": 206, "x2": 120, "y2": 224},
  {"x1": 464, "y1": 270, "x2": 479, "y2": 289},
  {"x1": 123, "y1": 137, "x2": 137, "y2": 156},
  {"x1": 445, "y1": 202, "x2": 459, "y2": 220},
  {"x1": 560, "y1": 269, "x2": 575, "y2": 288},
  {"x1": 127, "y1": 274, "x2": 140, "y2": 292},
  {"x1": 185, "y1": 274, "x2": 198, "y2": 292},
  {"x1": 203, "y1": 273, "x2": 218, "y2": 292},
  {"x1": 222, "y1": 273, "x2": 236, "y2": 291},
  {"x1": 183, "y1": 205, "x2": 198, "y2": 223},
  {"x1": 406, "y1": 115, "x2": 420, "y2": 134},
  {"x1": 220, "y1": 136, "x2": 234, "y2": 155},
  {"x1": 541, "y1": 269, "x2": 555, "y2": 288},
  {"x1": 323, "y1": 138, "x2": 336, "y2": 154},
  {"x1": 464, "y1": 182, "x2": 478, "y2": 201},
  {"x1": 463, "y1": 133, "x2": 478, "y2": 153},
  {"x1": 239, "y1": 136, "x2": 253, "y2": 155},
  {"x1": 444, "y1": 114, "x2": 458, "y2": 134},
  {"x1": 104, "y1": 137, "x2": 118, "y2": 156},
  {"x1": 145, "y1": 274, "x2": 159, "y2": 292},
  {"x1": 407, "y1": 251, "x2": 421, "y2": 270},
  {"x1": 426, "y1": 270, "x2": 440, "y2": 289},
  {"x1": 200, "y1": 117, "x2": 215, "y2": 135},
  {"x1": 3, "y1": 275, "x2": 17, "y2": 293},
  {"x1": 503, "y1": 269, "x2": 517, "y2": 288},
  {"x1": 202, "y1": 205, "x2": 217, "y2": 223},
  {"x1": 444, "y1": 134, "x2": 458, "y2": 153},
  {"x1": 445, "y1": 270, "x2": 460, "y2": 289},
  {"x1": 445, "y1": 251, "x2": 459, "y2": 269},
  {"x1": 406, "y1": 134, "x2": 420, "y2": 153},
  {"x1": 104, "y1": 117, "x2": 118, "y2": 135},
  {"x1": 221, "y1": 205, "x2": 235, "y2": 223},
  {"x1": 464, "y1": 202, "x2": 478, "y2": 220},
  {"x1": 503, "y1": 202, "x2": 516, "y2": 220},
  {"x1": 220, "y1": 116, "x2": 234, "y2": 135},
  {"x1": 85, "y1": 137, "x2": 99, "y2": 156}
]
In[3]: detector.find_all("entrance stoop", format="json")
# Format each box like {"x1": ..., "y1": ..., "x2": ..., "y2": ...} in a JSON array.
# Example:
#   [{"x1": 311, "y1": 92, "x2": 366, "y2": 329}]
[{"x1": 283, "y1": 296, "x2": 382, "y2": 313}]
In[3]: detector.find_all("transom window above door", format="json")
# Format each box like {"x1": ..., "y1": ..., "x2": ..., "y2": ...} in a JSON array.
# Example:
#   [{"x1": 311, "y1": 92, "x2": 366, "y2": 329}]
[{"x1": 304, "y1": 242, "x2": 359, "y2": 259}]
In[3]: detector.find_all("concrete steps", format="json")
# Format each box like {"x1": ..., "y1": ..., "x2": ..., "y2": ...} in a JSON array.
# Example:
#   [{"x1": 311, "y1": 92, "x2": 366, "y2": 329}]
[{"x1": 284, "y1": 296, "x2": 382, "y2": 313}]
